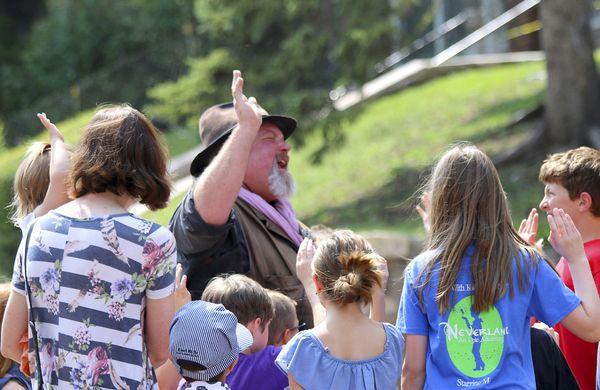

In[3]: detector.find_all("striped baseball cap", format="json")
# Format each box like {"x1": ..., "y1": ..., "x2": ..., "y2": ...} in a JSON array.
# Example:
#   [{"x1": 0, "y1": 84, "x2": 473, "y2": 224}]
[{"x1": 169, "y1": 300, "x2": 254, "y2": 381}]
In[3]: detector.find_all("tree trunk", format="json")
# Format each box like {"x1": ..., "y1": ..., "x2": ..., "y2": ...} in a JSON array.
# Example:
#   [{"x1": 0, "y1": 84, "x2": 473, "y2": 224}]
[{"x1": 540, "y1": 0, "x2": 600, "y2": 147}]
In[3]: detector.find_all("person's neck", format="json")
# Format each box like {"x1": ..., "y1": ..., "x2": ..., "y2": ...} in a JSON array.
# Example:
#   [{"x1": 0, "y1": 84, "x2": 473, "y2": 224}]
[
  {"x1": 59, "y1": 192, "x2": 134, "y2": 218},
  {"x1": 576, "y1": 215, "x2": 600, "y2": 243},
  {"x1": 322, "y1": 301, "x2": 369, "y2": 328}
]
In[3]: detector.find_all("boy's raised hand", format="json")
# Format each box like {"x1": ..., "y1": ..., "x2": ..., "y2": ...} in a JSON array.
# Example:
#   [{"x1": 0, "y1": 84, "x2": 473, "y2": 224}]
[
  {"x1": 547, "y1": 208, "x2": 586, "y2": 264},
  {"x1": 231, "y1": 70, "x2": 263, "y2": 133}
]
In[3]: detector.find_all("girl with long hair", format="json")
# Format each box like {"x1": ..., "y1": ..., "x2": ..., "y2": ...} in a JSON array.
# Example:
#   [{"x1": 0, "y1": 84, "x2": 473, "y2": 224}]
[{"x1": 398, "y1": 144, "x2": 600, "y2": 389}]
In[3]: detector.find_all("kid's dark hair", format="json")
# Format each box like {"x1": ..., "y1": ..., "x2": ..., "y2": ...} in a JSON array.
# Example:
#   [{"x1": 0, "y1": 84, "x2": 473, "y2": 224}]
[
  {"x1": 69, "y1": 104, "x2": 171, "y2": 210},
  {"x1": 313, "y1": 230, "x2": 383, "y2": 305}
]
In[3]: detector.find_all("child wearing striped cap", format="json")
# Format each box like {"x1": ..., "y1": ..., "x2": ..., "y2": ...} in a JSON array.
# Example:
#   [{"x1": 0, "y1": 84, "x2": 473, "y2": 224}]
[{"x1": 169, "y1": 300, "x2": 253, "y2": 390}]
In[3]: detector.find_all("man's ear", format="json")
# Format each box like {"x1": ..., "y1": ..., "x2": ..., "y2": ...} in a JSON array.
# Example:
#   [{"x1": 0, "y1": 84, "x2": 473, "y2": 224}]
[{"x1": 579, "y1": 192, "x2": 593, "y2": 212}]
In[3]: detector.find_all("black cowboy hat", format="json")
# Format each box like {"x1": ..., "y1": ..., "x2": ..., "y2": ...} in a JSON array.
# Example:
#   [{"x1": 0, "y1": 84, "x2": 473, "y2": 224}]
[{"x1": 189, "y1": 102, "x2": 297, "y2": 176}]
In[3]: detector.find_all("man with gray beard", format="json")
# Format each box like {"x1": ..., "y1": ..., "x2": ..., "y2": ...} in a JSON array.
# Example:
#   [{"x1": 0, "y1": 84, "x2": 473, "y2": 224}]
[{"x1": 169, "y1": 71, "x2": 313, "y2": 327}]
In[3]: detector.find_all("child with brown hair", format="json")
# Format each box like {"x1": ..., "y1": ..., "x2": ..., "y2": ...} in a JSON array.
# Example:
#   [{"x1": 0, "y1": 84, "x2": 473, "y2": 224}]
[
  {"x1": 2, "y1": 105, "x2": 176, "y2": 389},
  {"x1": 9, "y1": 113, "x2": 70, "y2": 231},
  {"x1": 200, "y1": 274, "x2": 288, "y2": 389},
  {"x1": 399, "y1": 144, "x2": 600, "y2": 389},
  {"x1": 267, "y1": 290, "x2": 302, "y2": 347},
  {"x1": 519, "y1": 146, "x2": 600, "y2": 390},
  {"x1": 276, "y1": 230, "x2": 403, "y2": 390}
]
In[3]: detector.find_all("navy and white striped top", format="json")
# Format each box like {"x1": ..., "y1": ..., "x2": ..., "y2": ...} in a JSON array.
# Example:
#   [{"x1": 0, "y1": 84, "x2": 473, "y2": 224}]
[{"x1": 12, "y1": 211, "x2": 177, "y2": 389}]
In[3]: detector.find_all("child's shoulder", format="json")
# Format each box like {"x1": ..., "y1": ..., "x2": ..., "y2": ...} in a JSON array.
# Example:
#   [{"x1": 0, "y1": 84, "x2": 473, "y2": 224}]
[{"x1": 405, "y1": 249, "x2": 441, "y2": 275}]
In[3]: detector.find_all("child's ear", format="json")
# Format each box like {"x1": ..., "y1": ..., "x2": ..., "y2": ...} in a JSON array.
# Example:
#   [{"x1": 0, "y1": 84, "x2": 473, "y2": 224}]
[
  {"x1": 578, "y1": 192, "x2": 593, "y2": 212},
  {"x1": 282, "y1": 328, "x2": 294, "y2": 345},
  {"x1": 312, "y1": 274, "x2": 323, "y2": 293},
  {"x1": 245, "y1": 317, "x2": 262, "y2": 336}
]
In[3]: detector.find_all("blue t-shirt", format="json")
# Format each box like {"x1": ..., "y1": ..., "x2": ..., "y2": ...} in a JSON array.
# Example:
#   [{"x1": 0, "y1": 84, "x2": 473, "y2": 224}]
[
  {"x1": 397, "y1": 245, "x2": 581, "y2": 389},
  {"x1": 226, "y1": 345, "x2": 288, "y2": 390},
  {"x1": 275, "y1": 323, "x2": 404, "y2": 390}
]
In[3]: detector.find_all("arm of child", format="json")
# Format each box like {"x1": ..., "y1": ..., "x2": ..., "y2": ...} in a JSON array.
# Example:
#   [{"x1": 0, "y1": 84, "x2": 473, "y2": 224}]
[
  {"x1": 145, "y1": 294, "x2": 176, "y2": 368},
  {"x1": 551, "y1": 208, "x2": 600, "y2": 342},
  {"x1": 288, "y1": 372, "x2": 304, "y2": 390},
  {"x1": 296, "y1": 238, "x2": 326, "y2": 326},
  {"x1": 401, "y1": 334, "x2": 427, "y2": 390},
  {"x1": 155, "y1": 360, "x2": 183, "y2": 390},
  {"x1": 1, "y1": 292, "x2": 28, "y2": 362},
  {"x1": 370, "y1": 255, "x2": 388, "y2": 322},
  {"x1": 34, "y1": 113, "x2": 70, "y2": 217}
]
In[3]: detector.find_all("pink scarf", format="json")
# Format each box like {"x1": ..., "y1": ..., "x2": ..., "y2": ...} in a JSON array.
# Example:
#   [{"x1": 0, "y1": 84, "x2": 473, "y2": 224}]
[{"x1": 238, "y1": 187, "x2": 303, "y2": 247}]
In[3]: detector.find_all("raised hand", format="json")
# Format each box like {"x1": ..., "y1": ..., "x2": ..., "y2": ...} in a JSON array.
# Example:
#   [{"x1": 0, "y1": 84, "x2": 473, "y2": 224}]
[
  {"x1": 231, "y1": 70, "x2": 263, "y2": 133},
  {"x1": 518, "y1": 208, "x2": 539, "y2": 246},
  {"x1": 37, "y1": 113, "x2": 70, "y2": 181},
  {"x1": 174, "y1": 263, "x2": 191, "y2": 312},
  {"x1": 547, "y1": 208, "x2": 586, "y2": 264},
  {"x1": 415, "y1": 192, "x2": 431, "y2": 233},
  {"x1": 296, "y1": 238, "x2": 317, "y2": 286},
  {"x1": 372, "y1": 255, "x2": 389, "y2": 291}
]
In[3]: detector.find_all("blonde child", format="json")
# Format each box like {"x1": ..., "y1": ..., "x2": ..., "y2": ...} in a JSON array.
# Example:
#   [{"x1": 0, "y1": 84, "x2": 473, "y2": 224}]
[
  {"x1": 10, "y1": 113, "x2": 70, "y2": 231},
  {"x1": 398, "y1": 144, "x2": 600, "y2": 389},
  {"x1": 276, "y1": 230, "x2": 404, "y2": 389}
]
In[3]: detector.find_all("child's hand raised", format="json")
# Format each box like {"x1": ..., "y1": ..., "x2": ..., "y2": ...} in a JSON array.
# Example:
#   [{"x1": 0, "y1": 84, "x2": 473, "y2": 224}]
[
  {"x1": 372, "y1": 255, "x2": 389, "y2": 292},
  {"x1": 37, "y1": 113, "x2": 70, "y2": 182},
  {"x1": 547, "y1": 208, "x2": 586, "y2": 264},
  {"x1": 296, "y1": 238, "x2": 316, "y2": 286},
  {"x1": 174, "y1": 263, "x2": 191, "y2": 312},
  {"x1": 415, "y1": 192, "x2": 431, "y2": 234}
]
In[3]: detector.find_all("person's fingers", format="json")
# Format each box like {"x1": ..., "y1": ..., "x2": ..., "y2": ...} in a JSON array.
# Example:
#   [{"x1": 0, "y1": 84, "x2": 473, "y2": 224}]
[
  {"x1": 180, "y1": 274, "x2": 187, "y2": 289},
  {"x1": 231, "y1": 70, "x2": 243, "y2": 102},
  {"x1": 518, "y1": 218, "x2": 526, "y2": 233},
  {"x1": 531, "y1": 209, "x2": 538, "y2": 235},
  {"x1": 563, "y1": 212, "x2": 577, "y2": 235},
  {"x1": 547, "y1": 212, "x2": 559, "y2": 239},
  {"x1": 416, "y1": 205, "x2": 426, "y2": 219},
  {"x1": 175, "y1": 263, "x2": 183, "y2": 286},
  {"x1": 553, "y1": 208, "x2": 568, "y2": 237}
]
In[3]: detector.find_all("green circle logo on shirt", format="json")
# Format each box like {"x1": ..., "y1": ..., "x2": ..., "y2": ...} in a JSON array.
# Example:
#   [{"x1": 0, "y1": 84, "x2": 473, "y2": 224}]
[{"x1": 441, "y1": 295, "x2": 506, "y2": 378}]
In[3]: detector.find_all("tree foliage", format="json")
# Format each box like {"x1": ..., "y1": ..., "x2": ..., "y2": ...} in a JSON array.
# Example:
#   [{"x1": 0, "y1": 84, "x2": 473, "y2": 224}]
[{"x1": 0, "y1": 0, "x2": 197, "y2": 145}]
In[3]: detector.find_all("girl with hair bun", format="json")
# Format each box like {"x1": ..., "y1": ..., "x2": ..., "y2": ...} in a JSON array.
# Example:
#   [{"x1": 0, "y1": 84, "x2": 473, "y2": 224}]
[{"x1": 276, "y1": 230, "x2": 404, "y2": 389}]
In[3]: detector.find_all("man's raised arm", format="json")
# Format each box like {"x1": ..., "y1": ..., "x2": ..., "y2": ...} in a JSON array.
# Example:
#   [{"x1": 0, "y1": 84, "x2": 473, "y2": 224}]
[{"x1": 193, "y1": 70, "x2": 263, "y2": 225}]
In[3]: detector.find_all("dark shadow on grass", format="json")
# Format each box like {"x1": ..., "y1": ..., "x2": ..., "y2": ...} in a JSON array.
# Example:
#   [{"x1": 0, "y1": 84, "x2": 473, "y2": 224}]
[{"x1": 302, "y1": 122, "x2": 546, "y2": 234}]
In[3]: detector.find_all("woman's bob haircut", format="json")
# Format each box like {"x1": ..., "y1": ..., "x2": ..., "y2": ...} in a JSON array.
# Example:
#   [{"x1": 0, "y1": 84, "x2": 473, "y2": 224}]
[{"x1": 69, "y1": 104, "x2": 171, "y2": 210}]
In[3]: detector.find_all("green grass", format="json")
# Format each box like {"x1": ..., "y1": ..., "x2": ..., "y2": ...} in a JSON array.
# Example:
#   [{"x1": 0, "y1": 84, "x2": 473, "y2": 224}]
[{"x1": 289, "y1": 62, "x2": 546, "y2": 232}]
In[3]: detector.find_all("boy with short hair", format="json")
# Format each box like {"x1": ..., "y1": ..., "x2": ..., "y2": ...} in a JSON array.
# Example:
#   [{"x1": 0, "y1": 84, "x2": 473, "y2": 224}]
[
  {"x1": 268, "y1": 290, "x2": 302, "y2": 346},
  {"x1": 202, "y1": 274, "x2": 292, "y2": 389},
  {"x1": 169, "y1": 300, "x2": 253, "y2": 390},
  {"x1": 523, "y1": 146, "x2": 600, "y2": 390}
]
